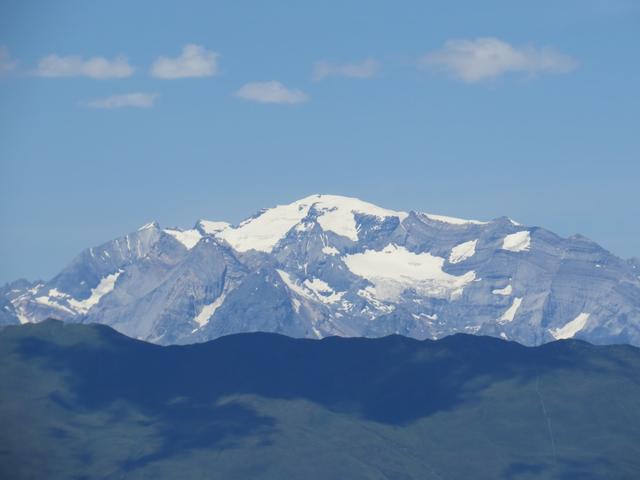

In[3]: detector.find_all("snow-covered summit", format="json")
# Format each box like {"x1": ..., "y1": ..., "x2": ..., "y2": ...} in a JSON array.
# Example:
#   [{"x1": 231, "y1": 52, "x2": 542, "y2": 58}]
[
  {"x1": 3, "y1": 194, "x2": 640, "y2": 348},
  {"x1": 216, "y1": 194, "x2": 408, "y2": 252},
  {"x1": 197, "y1": 220, "x2": 231, "y2": 235}
]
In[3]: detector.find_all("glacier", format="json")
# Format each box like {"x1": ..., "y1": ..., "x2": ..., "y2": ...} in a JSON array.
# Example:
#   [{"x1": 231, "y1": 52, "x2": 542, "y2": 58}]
[{"x1": 2, "y1": 193, "x2": 640, "y2": 347}]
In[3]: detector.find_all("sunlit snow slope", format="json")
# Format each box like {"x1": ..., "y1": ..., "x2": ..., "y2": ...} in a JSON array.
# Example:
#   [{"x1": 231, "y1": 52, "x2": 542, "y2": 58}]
[{"x1": 2, "y1": 194, "x2": 640, "y2": 346}]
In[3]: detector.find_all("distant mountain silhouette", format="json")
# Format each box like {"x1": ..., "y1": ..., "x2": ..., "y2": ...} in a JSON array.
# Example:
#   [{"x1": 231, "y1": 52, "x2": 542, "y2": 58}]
[{"x1": 1, "y1": 320, "x2": 639, "y2": 479}]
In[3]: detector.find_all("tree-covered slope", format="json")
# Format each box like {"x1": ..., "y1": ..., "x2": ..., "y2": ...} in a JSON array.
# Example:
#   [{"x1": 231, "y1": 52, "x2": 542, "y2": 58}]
[{"x1": 1, "y1": 320, "x2": 639, "y2": 479}]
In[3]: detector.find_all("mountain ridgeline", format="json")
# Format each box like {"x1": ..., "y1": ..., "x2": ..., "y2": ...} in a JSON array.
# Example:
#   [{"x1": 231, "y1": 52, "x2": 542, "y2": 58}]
[
  {"x1": 3, "y1": 194, "x2": 640, "y2": 346},
  {"x1": 1, "y1": 320, "x2": 639, "y2": 479}
]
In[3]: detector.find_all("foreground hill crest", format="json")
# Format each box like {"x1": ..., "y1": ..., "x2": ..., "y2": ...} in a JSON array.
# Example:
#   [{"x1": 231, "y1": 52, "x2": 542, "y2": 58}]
[
  {"x1": 2, "y1": 194, "x2": 640, "y2": 346},
  {"x1": 2, "y1": 320, "x2": 640, "y2": 479}
]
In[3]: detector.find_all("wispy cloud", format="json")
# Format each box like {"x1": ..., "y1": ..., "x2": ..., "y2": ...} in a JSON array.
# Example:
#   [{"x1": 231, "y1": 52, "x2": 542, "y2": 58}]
[
  {"x1": 0, "y1": 46, "x2": 17, "y2": 76},
  {"x1": 312, "y1": 58, "x2": 380, "y2": 81},
  {"x1": 150, "y1": 44, "x2": 219, "y2": 79},
  {"x1": 86, "y1": 93, "x2": 158, "y2": 109},
  {"x1": 35, "y1": 54, "x2": 133, "y2": 79},
  {"x1": 235, "y1": 81, "x2": 308, "y2": 104},
  {"x1": 421, "y1": 38, "x2": 577, "y2": 83}
]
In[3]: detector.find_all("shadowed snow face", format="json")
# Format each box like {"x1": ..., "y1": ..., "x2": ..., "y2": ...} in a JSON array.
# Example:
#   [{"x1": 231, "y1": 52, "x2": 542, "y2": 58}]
[
  {"x1": 3, "y1": 194, "x2": 638, "y2": 347},
  {"x1": 216, "y1": 194, "x2": 408, "y2": 252}
]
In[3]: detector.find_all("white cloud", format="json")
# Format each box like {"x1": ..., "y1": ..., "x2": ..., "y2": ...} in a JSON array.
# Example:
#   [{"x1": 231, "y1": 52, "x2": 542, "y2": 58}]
[
  {"x1": 86, "y1": 93, "x2": 158, "y2": 109},
  {"x1": 421, "y1": 38, "x2": 577, "y2": 83},
  {"x1": 0, "y1": 46, "x2": 17, "y2": 75},
  {"x1": 312, "y1": 58, "x2": 380, "y2": 81},
  {"x1": 235, "y1": 81, "x2": 308, "y2": 104},
  {"x1": 150, "y1": 44, "x2": 219, "y2": 79},
  {"x1": 35, "y1": 54, "x2": 133, "y2": 79}
]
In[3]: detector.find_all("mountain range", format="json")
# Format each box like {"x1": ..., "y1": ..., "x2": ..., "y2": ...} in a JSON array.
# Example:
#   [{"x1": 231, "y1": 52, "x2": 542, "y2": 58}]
[
  {"x1": 2, "y1": 194, "x2": 640, "y2": 346},
  {"x1": 2, "y1": 320, "x2": 639, "y2": 479}
]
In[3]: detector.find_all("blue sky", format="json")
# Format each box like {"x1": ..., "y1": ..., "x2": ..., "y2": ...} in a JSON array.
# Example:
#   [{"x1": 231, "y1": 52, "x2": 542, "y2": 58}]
[{"x1": 1, "y1": 0, "x2": 638, "y2": 283}]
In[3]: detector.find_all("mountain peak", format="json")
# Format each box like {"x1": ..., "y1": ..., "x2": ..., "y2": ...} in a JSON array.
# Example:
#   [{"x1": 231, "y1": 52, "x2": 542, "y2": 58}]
[
  {"x1": 216, "y1": 194, "x2": 408, "y2": 253},
  {"x1": 137, "y1": 221, "x2": 159, "y2": 231},
  {"x1": 419, "y1": 212, "x2": 488, "y2": 226},
  {"x1": 4, "y1": 194, "x2": 640, "y2": 348},
  {"x1": 196, "y1": 220, "x2": 231, "y2": 235}
]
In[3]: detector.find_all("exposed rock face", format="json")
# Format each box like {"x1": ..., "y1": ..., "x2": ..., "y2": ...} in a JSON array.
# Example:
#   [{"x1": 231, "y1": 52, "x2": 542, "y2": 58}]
[{"x1": 3, "y1": 194, "x2": 640, "y2": 346}]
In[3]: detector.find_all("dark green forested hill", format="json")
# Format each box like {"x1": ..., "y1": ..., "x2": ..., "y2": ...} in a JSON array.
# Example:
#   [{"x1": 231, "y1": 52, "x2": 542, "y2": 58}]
[{"x1": 1, "y1": 320, "x2": 639, "y2": 479}]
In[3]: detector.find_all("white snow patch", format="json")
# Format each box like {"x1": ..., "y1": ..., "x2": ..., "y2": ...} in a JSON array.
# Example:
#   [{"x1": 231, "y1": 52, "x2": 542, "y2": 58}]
[
  {"x1": 492, "y1": 284, "x2": 513, "y2": 296},
  {"x1": 277, "y1": 269, "x2": 311, "y2": 299},
  {"x1": 502, "y1": 231, "x2": 531, "y2": 252},
  {"x1": 423, "y1": 213, "x2": 487, "y2": 225},
  {"x1": 497, "y1": 297, "x2": 523, "y2": 323},
  {"x1": 313, "y1": 195, "x2": 407, "y2": 241},
  {"x1": 138, "y1": 222, "x2": 157, "y2": 231},
  {"x1": 218, "y1": 194, "x2": 407, "y2": 252},
  {"x1": 303, "y1": 277, "x2": 333, "y2": 293},
  {"x1": 198, "y1": 220, "x2": 231, "y2": 234},
  {"x1": 277, "y1": 270, "x2": 344, "y2": 305},
  {"x1": 322, "y1": 245, "x2": 340, "y2": 256},
  {"x1": 549, "y1": 312, "x2": 590, "y2": 340},
  {"x1": 219, "y1": 200, "x2": 312, "y2": 253},
  {"x1": 412, "y1": 313, "x2": 438, "y2": 321},
  {"x1": 449, "y1": 239, "x2": 477, "y2": 264},
  {"x1": 316, "y1": 208, "x2": 360, "y2": 240},
  {"x1": 16, "y1": 309, "x2": 30, "y2": 324},
  {"x1": 194, "y1": 292, "x2": 228, "y2": 327},
  {"x1": 344, "y1": 244, "x2": 476, "y2": 301},
  {"x1": 295, "y1": 221, "x2": 314, "y2": 232},
  {"x1": 164, "y1": 228, "x2": 202, "y2": 250},
  {"x1": 34, "y1": 295, "x2": 76, "y2": 315},
  {"x1": 48, "y1": 288, "x2": 68, "y2": 298},
  {"x1": 340, "y1": 299, "x2": 354, "y2": 312},
  {"x1": 303, "y1": 278, "x2": 344, "y2": 304},
  {"x1": 291, "y1": 298, "x2": 302, "y2": 313},
  {"x1": 357, "y1": 287, "x2": 395, "y2": 313},
  {"x1": 35, "y1": 288, "x2": 85, "y2": 315},
  {"x1": 67, "y1": 270, "x2": 123, "y2": 313}
]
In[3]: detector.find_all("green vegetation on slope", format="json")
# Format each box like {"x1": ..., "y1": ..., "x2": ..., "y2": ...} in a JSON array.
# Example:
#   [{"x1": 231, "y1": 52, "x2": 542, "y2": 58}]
[{"x1": 1, "y1": 320, "x2": 639, "y2": 479}]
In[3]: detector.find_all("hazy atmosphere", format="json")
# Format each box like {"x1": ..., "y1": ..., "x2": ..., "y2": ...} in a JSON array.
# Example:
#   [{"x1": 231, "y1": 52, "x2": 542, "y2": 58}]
[
  {"x1": 3, "y1": 3, "x2": 640, "y2": 479},
  {"x1": 1, "y1": 0, "x2": 638, "y2": 283}
]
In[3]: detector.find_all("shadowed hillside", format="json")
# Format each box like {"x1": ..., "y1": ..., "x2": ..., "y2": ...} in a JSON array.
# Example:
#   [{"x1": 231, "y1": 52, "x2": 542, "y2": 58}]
[{"x1": 1, "y1": 320, "x2": 639, "y2": 479}]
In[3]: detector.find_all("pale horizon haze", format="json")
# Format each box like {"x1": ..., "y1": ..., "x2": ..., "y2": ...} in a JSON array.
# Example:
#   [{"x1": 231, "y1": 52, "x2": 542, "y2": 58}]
[{"x1": 1, "y1": 0, "x2": 638, "y2": 284}]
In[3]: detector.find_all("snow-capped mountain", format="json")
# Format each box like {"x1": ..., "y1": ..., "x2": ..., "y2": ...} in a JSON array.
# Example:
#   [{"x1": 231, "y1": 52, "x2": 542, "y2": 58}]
[{"x1": 3, "y1": 194, "x2": 640, "y2": 346}]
